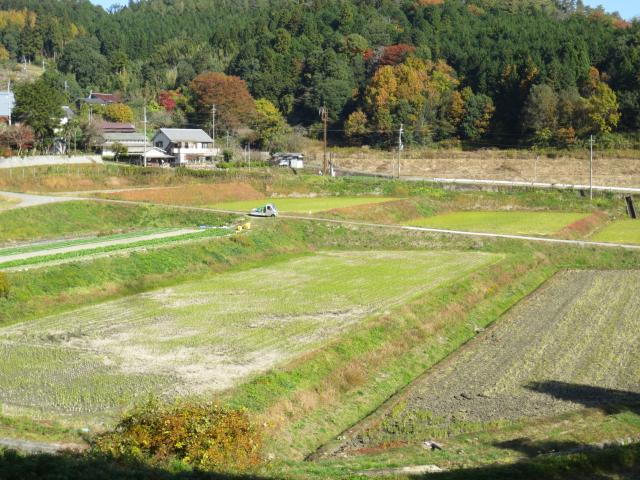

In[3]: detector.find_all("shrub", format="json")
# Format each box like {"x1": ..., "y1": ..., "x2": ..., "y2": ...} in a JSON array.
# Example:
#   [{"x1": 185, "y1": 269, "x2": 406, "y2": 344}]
[
  {"x1": 0, "y1": 272, "x2": 9, "y2": 299},
  {"x1": 93, "y1": 399, "x2": 262, "y2": 472}
]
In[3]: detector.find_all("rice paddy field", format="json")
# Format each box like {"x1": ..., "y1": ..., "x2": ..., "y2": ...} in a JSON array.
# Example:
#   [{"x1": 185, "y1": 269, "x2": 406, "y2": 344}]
[
  {"x1": 591, "y1": 219, "x2": 640, "y2": 244},
  {"x1": 407, "y1": 211, "x2": 587, "y2": 236},
  {"x1": 333, "y1": 270, "x2": 640, "y2": 454},
  {"x1": 0, "y1": 250, "x2": 498, "y2": 418}
]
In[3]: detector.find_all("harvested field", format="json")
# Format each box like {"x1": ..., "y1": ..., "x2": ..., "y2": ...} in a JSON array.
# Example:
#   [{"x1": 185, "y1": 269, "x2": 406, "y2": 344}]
[
  {"x1": 407, "y1": 211, "x2": 587, "y2": 236},
  {"x1": 592, "y1": 220, "x2": 640, "y2": 244},
  {"x1": 0, "y1": 250, "x2": 497, "y2": 417},
  {"x1": 340, "y1": 270, "x2": 640, "y2": 449},
  {"x1": 213, "y1": 196, "x2": 399, "y2": 213},
  {"x1": 333, "y1": 151, "x2": 640, "y2": 188},
  {"x1": 101, "y1": 183, "x2": 265, "y2": 205}
]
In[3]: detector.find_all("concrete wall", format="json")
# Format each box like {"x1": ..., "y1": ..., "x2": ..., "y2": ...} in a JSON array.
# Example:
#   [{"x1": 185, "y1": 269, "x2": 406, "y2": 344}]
[{"x1": 0, "y1": 155, "x2": 103, "y2": 169}]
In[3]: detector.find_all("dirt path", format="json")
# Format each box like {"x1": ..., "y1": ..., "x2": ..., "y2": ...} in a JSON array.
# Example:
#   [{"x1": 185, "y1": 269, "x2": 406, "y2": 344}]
[
  {"x1": 0, "y1": 190, "x2": 81, "y2": 209},
  {"x1": 83, "y1": 197, "x2": 640, "y2": 251},
  {"x1": 0, "y1": 228, "x2": 202, "y2": 265},
  {"x1": 0, "y1": 437, "x2": 86, "y2": 454},
  {"x1": 3, "y1": 190, "x2": 640, "y2": 251}
]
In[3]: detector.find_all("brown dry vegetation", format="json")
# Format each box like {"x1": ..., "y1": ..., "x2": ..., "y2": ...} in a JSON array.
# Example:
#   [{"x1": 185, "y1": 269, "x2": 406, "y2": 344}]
[
  {"x1": 327, "y1": 149, "x2": 640, "y2": 187},
  {"x1": 101, "y1": 183, "x2": 265, "y2": 205},
  {"x1": 555, "y1": 211, "x2": 609, "y2": 239}
]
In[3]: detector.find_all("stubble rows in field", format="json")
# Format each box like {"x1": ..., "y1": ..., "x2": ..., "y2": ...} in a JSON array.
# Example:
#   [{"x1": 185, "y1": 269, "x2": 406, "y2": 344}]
[
  {"x1": 0, "y1": 250, "x2": 498, "y2": 418},
  {"x1": 338, "y1": 270, "x2": 640, "y2": 450}
]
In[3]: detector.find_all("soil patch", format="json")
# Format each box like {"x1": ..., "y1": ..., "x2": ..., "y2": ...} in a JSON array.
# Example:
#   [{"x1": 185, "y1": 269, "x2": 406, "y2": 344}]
[{"x1": 103, "y1": 183, "x2": 264, "y2": 205}]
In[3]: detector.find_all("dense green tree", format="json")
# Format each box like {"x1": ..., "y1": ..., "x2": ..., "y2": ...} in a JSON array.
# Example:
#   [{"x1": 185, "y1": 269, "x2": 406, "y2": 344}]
[
  {"x1": 0, "y1": 0, "x2": 635, "y2": 145},
  {"x1": 57, "y1": 39, "x2": 110, "y2": 89},
  {"x1": 13, "y1": 77, "x2": 64, "y2": 148}
]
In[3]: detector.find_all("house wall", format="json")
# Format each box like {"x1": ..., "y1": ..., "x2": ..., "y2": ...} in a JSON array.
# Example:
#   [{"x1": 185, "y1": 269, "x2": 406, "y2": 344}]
[{"x1": 152, "y1": 132, "x2": 172, "y2": 151}]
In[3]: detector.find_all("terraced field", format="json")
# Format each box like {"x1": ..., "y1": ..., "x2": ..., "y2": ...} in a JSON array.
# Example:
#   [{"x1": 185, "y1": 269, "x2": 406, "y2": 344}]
[
  {"x1": 0, "y1": 250, "x2": 498, "y2": 417},
  {"x1": 336, "y1": 270, "x2": 640, "y2": 451},
  {"x1": 407, "y1": 211, "x2": 587, "y2": 236},
  {"x1": 592, "y1": 220, "x2": 640, "y2": 244}
]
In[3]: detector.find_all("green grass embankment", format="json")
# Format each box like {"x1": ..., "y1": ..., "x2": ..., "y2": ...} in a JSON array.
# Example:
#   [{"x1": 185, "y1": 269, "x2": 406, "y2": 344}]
[{"x1": 0, "y1": 201, "x2": 235, "y2": 243}]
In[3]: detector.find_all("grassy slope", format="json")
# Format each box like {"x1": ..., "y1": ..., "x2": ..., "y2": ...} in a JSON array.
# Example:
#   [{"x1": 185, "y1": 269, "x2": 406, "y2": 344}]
[
  {"x1": 0, "y1": 201, "x2": 236, "y2": 243},
  {"x1": 407, "y1": 211, "x2": 587, "y2": 235}
]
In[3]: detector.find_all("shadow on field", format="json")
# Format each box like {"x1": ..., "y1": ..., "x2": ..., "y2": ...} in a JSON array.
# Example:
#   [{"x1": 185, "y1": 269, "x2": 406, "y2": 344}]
[
  {"x1": 526, "y1": 380, "x2": 640, "y2": 415},
  {"x1": 422, "y1": 442, "x2": 640, "y2": 480},
  {"x1": 0, "y1": 449, "x2": 270, "y2": 480}
]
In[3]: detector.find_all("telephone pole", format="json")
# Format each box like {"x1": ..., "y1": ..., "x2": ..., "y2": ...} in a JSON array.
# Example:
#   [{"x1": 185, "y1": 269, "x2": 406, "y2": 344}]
[
  {"x1": 397, "y1": 124, "x2": 404, "y2": 179},
  {"x1": 589, "y1": 134, "x2": 594, "y2": 201},
  {"x1": 143, "y1": 105, "x2": 148, "y2": 168},
  {"x1": 319, "y1": 106, "x2": 329, "y2": 175},
  {"x1": 211, "y1": 104, "x2": 216, "y2": 159}
]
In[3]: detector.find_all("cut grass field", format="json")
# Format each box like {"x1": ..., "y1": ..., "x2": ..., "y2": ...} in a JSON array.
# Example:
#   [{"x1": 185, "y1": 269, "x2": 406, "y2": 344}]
[
  {"x1": 212, "y1": 196, "x2": 399, "y2": 214},
  {"x1": 591, "y1": 219, "x2": 640, "y2": 244},
  {"x1": 407, "y1": 211, "x2": 588, "y2": 236},
  {"x1": 332, "y1": 270, "x2": 640, "y2": 456},
  {"x1": 0, "y1": 250, "x2": 497, "y2": 417}
]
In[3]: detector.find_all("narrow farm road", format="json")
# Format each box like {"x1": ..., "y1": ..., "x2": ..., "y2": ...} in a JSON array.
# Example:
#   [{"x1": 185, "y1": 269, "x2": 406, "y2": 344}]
[
  {"x1": 0, "y1": 190, "x2": 81, "y2": 209},
  {"x1": 84, "y1": 197, "x2": 640, "y2": 251},
  {"x1": 0, "y1": 437, "x2": 86, "y2": 454},
  {"x1": 329, "y1": 167, "x2": 640, "y2": 194},
  {"x1": 0, "y1": 228, "x2": 202, "y2": 265}
]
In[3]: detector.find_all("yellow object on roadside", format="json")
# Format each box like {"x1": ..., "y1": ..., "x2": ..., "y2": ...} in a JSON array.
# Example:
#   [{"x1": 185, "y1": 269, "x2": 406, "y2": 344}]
[
  {"x1": 243, "y1": 222, "x2": 251, "y2": 230},
  {"x1": 236, "y1": 225, "x2": 243, "y2": 232}
]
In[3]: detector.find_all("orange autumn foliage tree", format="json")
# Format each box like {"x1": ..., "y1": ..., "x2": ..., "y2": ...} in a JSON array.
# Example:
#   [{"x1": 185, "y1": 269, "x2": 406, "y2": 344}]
[
  {"x1": 364, "y1": 57, "x2": 458, "y2": 134},
  {"x1": 190, "y1": 72, "x2": 256, "y2": 131}
]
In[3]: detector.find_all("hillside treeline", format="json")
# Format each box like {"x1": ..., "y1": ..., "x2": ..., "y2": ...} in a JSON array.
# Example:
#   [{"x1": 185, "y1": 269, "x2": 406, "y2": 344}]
[{"x1": 0, "y1": 0, "x2": 638, "y2": 149}]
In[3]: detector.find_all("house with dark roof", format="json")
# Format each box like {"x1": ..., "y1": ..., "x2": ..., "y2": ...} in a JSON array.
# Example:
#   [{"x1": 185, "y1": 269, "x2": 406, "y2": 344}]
[
  {"x1": 151, "y1": 128, "x2": 218, "y2": 165},
  {"x1": 99, "y1": 122, "x2": 136, "y2": 134}
]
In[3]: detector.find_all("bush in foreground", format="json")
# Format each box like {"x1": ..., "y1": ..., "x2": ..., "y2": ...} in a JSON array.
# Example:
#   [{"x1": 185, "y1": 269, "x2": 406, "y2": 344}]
[{"x1": 94, "y1": 399, "x2": 262, "y2": 473}]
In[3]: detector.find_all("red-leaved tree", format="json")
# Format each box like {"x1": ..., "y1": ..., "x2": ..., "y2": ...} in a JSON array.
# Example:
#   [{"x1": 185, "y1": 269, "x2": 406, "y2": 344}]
[{"x1": 190, "y1": 72, "x2": 256, "y2": 131}]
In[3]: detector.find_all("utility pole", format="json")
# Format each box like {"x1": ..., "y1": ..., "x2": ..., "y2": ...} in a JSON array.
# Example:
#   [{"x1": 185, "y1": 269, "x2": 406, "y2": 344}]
[
  {"x1": 589, "y1": 134, "x2": 594, "y2": 201},
  {"x1": 7, "y1": 80, "x2": 11, "y2": 126},
  {"x1": 211, "y1": 104, "x2": 216, "y2": 161},
  {"x1": 319, "y1": 106, "x2": 329, "y2": 175},
  {"x1": 397, "y1": 123, "x2": 404, "y2": 179},
  {"x1": 143, "y1": 105, "x2": 148, "y2": 168}
]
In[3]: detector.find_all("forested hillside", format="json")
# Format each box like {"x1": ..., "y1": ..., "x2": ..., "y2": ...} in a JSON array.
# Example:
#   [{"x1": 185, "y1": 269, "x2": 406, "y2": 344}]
[{"x1": 0, "y1": 0, "x2": 637, "y2": 149}]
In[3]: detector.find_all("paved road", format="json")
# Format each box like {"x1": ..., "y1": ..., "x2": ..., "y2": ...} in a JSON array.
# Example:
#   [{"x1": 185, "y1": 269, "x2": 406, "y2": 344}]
[{"x1": 0, "y1": 228, "x2": 202, "y2": 265}]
